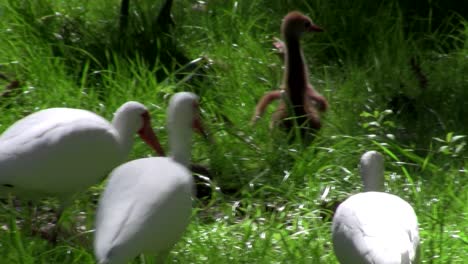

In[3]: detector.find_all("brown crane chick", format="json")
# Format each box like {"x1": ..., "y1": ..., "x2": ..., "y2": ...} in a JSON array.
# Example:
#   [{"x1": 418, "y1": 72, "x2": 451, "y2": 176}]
[{"x1": 252, "y1": 11, "x2": 328, "y2": 143}]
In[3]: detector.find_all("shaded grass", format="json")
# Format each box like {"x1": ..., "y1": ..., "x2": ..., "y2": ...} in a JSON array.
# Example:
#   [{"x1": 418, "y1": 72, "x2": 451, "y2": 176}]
[{"x1": 0, "y1": 0, "x2": 467, "y2": 263}]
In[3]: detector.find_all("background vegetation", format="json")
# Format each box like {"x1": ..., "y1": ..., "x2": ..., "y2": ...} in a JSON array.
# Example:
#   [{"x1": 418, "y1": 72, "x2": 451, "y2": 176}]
[{"x1": 0, "y1": 0, "x2": 467, "y2": 263}]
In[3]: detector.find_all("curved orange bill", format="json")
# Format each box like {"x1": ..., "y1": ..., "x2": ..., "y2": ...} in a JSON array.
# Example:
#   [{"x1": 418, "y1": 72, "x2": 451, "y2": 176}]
[
  {"x1": 192, "y1": 114, "x2": 210, "y2": 141},
  {"x1": 138, "y1": 120, "x2": 166, "y2": 156}
]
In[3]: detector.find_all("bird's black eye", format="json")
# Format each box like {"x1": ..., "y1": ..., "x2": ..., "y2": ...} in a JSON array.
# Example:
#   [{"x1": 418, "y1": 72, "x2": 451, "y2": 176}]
[{"x1": 304, "y1": 21, "x2": 311, "y2": 28}]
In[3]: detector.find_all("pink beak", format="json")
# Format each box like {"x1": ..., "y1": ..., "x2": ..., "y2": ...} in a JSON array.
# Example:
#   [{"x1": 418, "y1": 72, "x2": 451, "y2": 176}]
[
  {"x1": 193, "y1": 115, "x2": 208, "y2": 140},
  {"x1": 138, "y1": 118, "x2": 165, "y2": 156},
  {"x1": 308, "y1": 24, "x2": 323, "y2": 32}
]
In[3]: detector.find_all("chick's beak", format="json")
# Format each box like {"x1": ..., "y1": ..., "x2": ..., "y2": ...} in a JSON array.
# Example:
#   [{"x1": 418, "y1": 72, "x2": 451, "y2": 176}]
[{"x1": 309, "y1": 24, "x2": 324, "y2": 32}]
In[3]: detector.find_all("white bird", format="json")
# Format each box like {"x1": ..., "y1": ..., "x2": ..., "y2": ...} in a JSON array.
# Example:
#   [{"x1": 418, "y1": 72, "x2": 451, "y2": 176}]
[
  {"x1": 0, "y1": 101, "x2": 164, "y2": 219},
  {"x1": 332, "y1": 151, "x2": 420, "y2": 264},
  {"x1": 94, "y1": 92, "x2": 203, "y2": 264}
]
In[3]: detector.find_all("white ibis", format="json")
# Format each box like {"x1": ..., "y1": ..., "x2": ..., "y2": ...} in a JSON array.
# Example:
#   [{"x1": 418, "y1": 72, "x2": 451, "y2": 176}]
[
  {"x1": 0, "y1": 101, "x2": 164, "y2": 231},
  {"x1": 94, "y1": 92, "x2": 202, "y2": 263},
  {"x1": 251, "y1": 11, "x2": 328, "y2": 143},
  {"x1": 332, "y1": 151, "x2": 420, "y2": 264}
]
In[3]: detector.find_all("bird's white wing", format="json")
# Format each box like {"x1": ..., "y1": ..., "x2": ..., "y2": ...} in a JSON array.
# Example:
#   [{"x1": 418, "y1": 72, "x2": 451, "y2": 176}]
[
  {"x1": 94, "y1": 160, "x2": 150, "y2": 262},
  {"x1": 333, "y1": 192, "x2": 419, "y2": 264},
  {"x1": 94, "y1": 157, "x2": 193, "y2": 263},
  {"x1": 0, "y1": 108, "x2": 106, "y2": 141},
  {"x1": 0, "y1": 108, "x2": 118, "y2": 197}
]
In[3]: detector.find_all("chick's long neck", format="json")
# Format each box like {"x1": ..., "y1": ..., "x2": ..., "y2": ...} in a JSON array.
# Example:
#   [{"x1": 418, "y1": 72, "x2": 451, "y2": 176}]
[{"x1": 284, "y1": 36, "x2": 308, "y2": 111}]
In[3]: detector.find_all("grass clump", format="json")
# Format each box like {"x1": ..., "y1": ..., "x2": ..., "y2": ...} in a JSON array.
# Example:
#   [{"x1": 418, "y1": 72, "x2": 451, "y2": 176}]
[{"x1": 0, "y1": 0, "x2": 467, "y2": 263}]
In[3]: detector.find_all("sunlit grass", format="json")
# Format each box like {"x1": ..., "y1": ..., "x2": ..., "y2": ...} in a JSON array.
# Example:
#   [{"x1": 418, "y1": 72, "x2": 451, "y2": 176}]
[{"x1": 0, "y1": 0, "x2": 467, "y2": 263}]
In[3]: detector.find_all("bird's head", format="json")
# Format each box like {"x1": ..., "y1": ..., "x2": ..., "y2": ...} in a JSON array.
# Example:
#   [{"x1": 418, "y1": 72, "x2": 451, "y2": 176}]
[{"x1": 281, "y1": 11, "x2": 323, "y2": 39}]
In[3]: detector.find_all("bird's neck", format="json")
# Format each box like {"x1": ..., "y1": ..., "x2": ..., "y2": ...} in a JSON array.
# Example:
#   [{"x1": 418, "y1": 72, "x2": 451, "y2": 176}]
[
  {"x1": 284, "y1": 36, "x2": 308, "y2": 107},
  {"x1": 361, "y1": 170, "x2": 385, "y2": 192},
  {"x1": 169, "y1": 124, "x2": 193, "y2": 167},
  {"x1": 112, "y1": 117, "x2": 136, "y2": 159}
]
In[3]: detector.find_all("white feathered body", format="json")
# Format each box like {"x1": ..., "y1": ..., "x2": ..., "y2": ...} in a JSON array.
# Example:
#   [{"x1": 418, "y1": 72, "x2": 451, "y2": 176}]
[
  {"x1": 332, "y1": 191, "x2": 420, "y2": 264},
  {"x1": 94, "y1": 157, "x2": 194, "y2": 264},
  {"x1": 0, "y1": 108, "x2": 123, "y2": 199}
]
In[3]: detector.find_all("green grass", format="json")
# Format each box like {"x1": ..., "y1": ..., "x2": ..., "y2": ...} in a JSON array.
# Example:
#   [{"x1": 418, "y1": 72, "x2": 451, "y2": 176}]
[{"x1": 0, "y1": 0, "x2": 467, "y2": 263}]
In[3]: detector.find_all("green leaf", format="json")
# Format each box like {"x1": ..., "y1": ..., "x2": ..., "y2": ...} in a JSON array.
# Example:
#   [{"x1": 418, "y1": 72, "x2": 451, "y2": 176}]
[
  {"x1": 451, "y1": 135, "x2": 466, "y2": 143},
  {"x1": 359, "y1": 112, "x2": 373, "y2": 117},
  {"x1": 438, "y1": 145, "x2": 450, "y2": 154},
  {"x1": 446, "y1": 132, "x2": 454, "y2": 142}
]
